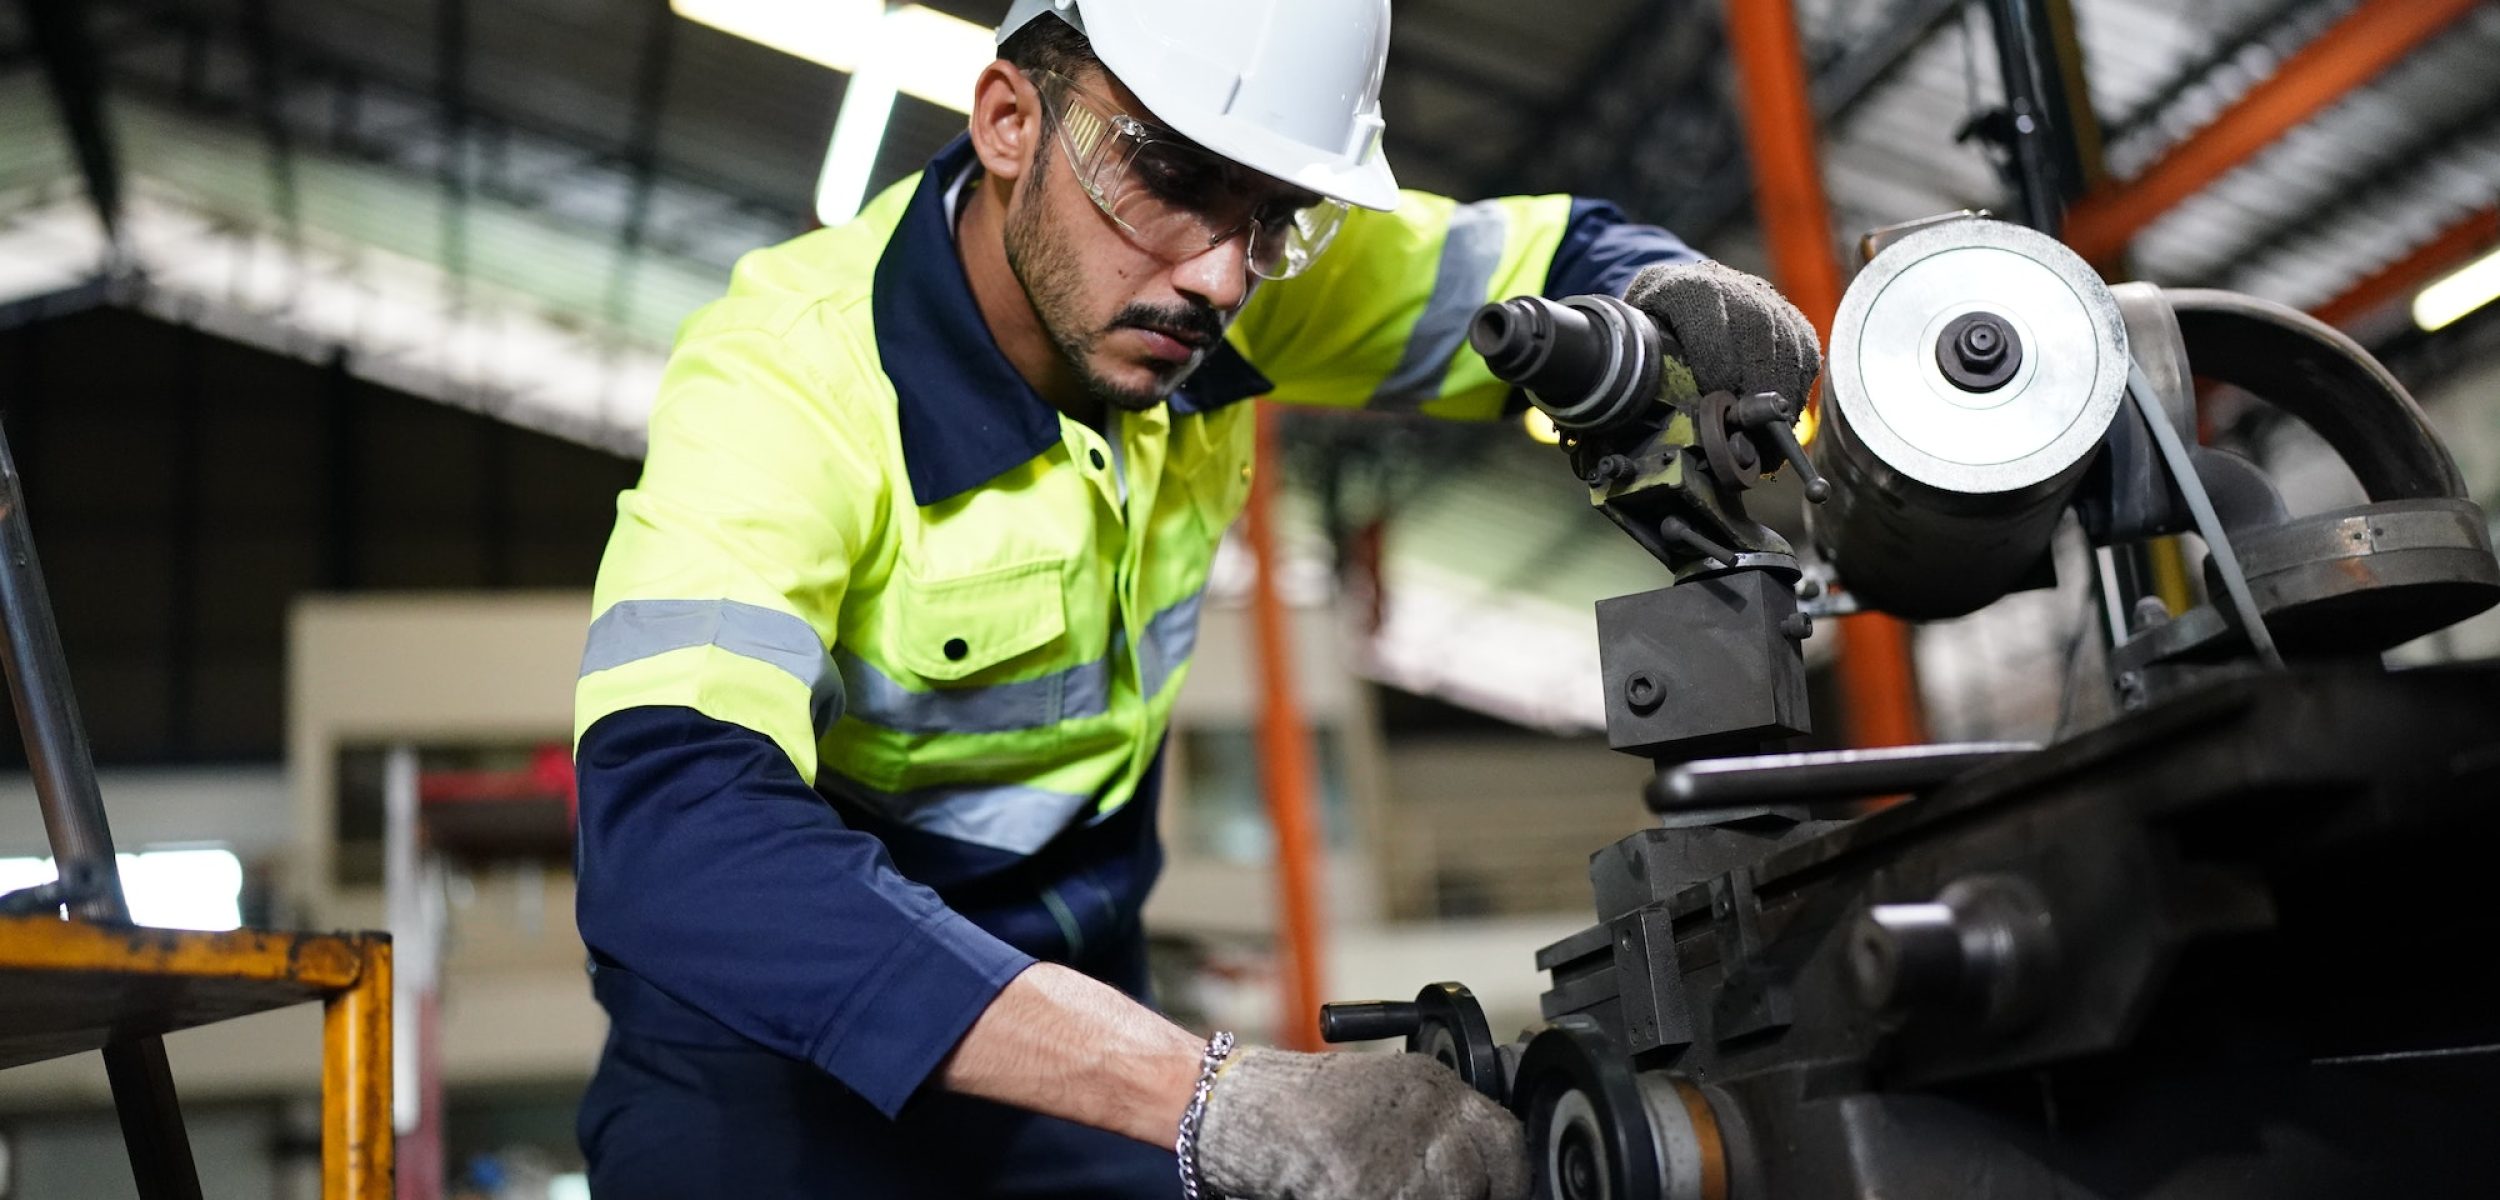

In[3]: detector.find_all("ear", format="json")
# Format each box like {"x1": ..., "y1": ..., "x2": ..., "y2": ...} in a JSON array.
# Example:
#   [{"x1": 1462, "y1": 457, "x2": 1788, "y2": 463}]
[{"x1": 967, "y1": 61, "x2": 1041, "y2": 184}]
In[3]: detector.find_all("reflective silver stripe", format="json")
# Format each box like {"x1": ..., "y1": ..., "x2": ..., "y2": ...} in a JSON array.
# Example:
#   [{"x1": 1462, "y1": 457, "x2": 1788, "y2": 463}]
[
  {"x1": 1370, "y1": 200, "x2": 1510, "y2": 412},
  {"x1": 835, "y1": 648, "x2": 1108, "y2": 735},
  {"x1": 581, "y1": 599, "x2": 843, "y2": 730},
  {"x1": 823, "y1": 772, "x2": 1094, "y2": 855},
  {"x1": 1140, "y1": 588, "x2": 1206, "y2": 697},
  {"x1": 837, "y1": 588, "x2": 1207, "y2": 733}
]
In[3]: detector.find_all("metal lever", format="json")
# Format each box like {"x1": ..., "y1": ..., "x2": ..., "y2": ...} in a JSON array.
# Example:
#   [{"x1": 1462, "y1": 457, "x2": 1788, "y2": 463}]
[
  {"x1": 1658, "y1": 516, "x2": 1737, "y2": 568},
  {"x1": 1734, "y1": 392, "x2": 1831, "y2": 503},
  {"x1": 1318, "y1": 1000, "x2": 1423, "y2": 1043}
]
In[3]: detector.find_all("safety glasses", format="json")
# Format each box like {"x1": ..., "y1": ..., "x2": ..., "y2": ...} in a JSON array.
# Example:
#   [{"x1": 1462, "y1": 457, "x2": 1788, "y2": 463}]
[{"x1": 1032, "y1": 69, "x2": 1349, "y2": 281}]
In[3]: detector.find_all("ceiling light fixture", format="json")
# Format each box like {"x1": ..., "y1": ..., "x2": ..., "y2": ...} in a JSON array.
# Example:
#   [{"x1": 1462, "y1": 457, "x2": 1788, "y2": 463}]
[
  {"x1": 815, "y1": 30, "x2": 901, "y2": 227},
  {"x1": 671, "y1": 0, "x2": 993, "y2": 115},
  {"x1": 2413, "y1": 241, "x2": 2500, "y2": 333}
]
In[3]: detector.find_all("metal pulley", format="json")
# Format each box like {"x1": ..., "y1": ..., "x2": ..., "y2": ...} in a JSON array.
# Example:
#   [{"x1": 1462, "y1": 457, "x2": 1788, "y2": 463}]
[{"x1": 1813, "y1": 218, "x2": 2131, "y2": 619}]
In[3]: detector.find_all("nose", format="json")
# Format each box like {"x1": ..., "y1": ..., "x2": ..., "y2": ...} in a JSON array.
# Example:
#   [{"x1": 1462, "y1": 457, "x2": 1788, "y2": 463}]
[{"x1": 1170, "y1": 229, "x2": 1253, "y2": 313}]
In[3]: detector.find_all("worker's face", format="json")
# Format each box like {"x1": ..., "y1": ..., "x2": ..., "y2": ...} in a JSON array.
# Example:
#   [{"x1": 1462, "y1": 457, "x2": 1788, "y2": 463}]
[{"x1": 1002, "y1": 69, "x2": 1313, "y2": 412}]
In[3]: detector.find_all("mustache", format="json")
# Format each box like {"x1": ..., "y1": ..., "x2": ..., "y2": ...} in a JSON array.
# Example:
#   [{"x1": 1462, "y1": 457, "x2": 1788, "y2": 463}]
[{"x1": 1109, "y1": 301, "x2": 1225, "y2": 349}]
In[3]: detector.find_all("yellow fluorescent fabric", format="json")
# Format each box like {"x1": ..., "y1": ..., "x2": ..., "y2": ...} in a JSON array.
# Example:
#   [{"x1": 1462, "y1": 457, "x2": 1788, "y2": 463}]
[{"x1": 578, "y1": 159, "x2": 1587, "y2": 855}]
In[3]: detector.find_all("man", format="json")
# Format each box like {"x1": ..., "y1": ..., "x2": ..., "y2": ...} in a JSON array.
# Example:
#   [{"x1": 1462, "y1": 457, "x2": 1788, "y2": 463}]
[{"x1": 571, "y1": 0, "x2": 1820, "y2": 1196}]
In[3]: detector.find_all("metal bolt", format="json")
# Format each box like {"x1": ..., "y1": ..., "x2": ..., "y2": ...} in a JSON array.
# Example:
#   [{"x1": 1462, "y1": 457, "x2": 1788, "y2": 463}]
[
  {"x1": 2130, "y1": 596, "x2": 2170, "y2": 633},
  {"x1": 1936, "y1": 312, "x2": 2023, "y2": 393},
  {"x1": 1780, "y1": 611, "x2": 1814, "y2": 641},
  {"x1": 1623, "y1": 672, "x2": 1662, "y2": 715},
  {"x1": 2117, "y1": 669, "x2": 2146, "y2": 711}
]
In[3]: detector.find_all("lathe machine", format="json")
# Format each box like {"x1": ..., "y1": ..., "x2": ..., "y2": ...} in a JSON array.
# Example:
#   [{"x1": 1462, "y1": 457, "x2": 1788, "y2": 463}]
[{"x1": 1320, "y1": 215, "x2": 2500, "y2": 1199}]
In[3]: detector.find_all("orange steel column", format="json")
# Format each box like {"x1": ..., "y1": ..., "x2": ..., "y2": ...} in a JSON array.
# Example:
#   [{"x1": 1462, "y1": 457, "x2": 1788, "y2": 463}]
[
  {"x1": 2066, "y1": 0, "x2": 2479, "y2": 265},
  {"x1": 324, "y1": 938, "x2": 395, "y2": 1199},
  {"x1": 1725, "y1": 0, "x2": 1925, "y2": 748},
  {"x1": 1244, "y1": 404, "x2": 1328, "y2": 1050}
]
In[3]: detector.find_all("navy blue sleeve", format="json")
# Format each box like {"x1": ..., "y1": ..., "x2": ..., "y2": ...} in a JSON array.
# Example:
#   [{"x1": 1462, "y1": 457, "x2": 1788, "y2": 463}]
[
  {"x1": 573, "y1": 705, "x2": 1035, "y2": 1117},
  {"x1": 1543, "y1": 198, "x2": 1702, "y2": 299}
]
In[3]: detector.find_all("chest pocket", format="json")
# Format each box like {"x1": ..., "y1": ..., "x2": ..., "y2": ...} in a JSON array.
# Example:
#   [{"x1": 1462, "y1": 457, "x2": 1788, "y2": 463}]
[{"x1": 887, "y1": 557, "x2": 1070, "y2": 685}]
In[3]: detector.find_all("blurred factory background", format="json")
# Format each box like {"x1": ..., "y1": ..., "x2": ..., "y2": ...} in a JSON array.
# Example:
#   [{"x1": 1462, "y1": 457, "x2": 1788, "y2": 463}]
[{"x1": 1, "y1": 0, "x2": 2497, "y2": 1195}]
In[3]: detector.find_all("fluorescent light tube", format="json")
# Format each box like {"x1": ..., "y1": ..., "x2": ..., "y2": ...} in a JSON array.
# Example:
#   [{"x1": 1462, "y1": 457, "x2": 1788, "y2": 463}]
[
  {"x1": 2414, "y1": 241, "x2": 2500, "y2": 333},
  {"x1": 816, "y1": 48, "x2": 900, "y2": 226},
  {"x1": 673, "y1": 0, "x2": 993, "y2": 114}
]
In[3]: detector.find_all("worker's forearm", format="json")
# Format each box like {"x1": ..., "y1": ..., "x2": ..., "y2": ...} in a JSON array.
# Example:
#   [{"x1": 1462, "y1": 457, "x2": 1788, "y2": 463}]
[{"x1": 937, "y1": 962, "x2": 1207, "y2": 1146}]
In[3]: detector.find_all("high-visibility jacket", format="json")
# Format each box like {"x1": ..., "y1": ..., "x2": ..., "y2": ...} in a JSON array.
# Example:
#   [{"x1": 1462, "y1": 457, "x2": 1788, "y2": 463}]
[{"x1": 573, "y1": 134, "x2": 1695, "y2": 1115}]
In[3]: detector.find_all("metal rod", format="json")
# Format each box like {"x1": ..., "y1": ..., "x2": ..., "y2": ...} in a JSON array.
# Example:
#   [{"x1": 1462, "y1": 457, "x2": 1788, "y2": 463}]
[
  {"x1": 2, "y1": 418, "x2": 203, "y2": 1196},
  {"x1": 0, "y1": 406, "x2": 123, "y2": 909},
  {"x1": 102, "y1": 1042, "x2": 207, "y2": 1200},
  {"x1": 1983, "y1": 0, "x2": 2080, "y2": 235},
  {"x1": 324, "y1": 938, "x2": 396, "y2": 1200},
  {"x1": 1651, "y1": 743, "x2": 2040, "y2": 811}
]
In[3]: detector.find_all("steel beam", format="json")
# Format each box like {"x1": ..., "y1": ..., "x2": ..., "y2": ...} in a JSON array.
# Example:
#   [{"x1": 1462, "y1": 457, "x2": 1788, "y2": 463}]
[
  {"x1": 1245, "y1": 404, "x2": 1328, "y2": 1051},
  {"x1": 238, "y1": 0, "x2": 301, "y2": 245},
  {"x1": 436, "y1": 0, "x2": 469, "y2": 292},
  {"x1": 2311, "y1": 207, "x2": 2500, "y2": 330},
  {"x1": 1471, "y1": 0, "x2": 1696, "y2": 199},
  {"x1": 1681, "y1": 0, "x2": 1963, "y2": 237},
  {"x1": 89, "y1": 2, "x2": 789, "y2": 293},
  {"x1": 2205, "y1": 101, "x2": 2500, "y2": 296},
  {"x1": 607, "y1": 3, "x2": 679, "y2": 330},
  {"x1": 2098, "y1": 0, "x2": 2342, "y2": 166},
  {"x1": 12, "y1": 0, "x2": 122, "y2": 243},
  {"x1": 2066, "y1": 0, "x2": 2482, "y2": 265},
  {"x1": 1722, "y1": 0, "x2": 1925, "y2": 750},
  {"x1": 1504, "y1": 0, "x2": 1962, "y2": 242}
]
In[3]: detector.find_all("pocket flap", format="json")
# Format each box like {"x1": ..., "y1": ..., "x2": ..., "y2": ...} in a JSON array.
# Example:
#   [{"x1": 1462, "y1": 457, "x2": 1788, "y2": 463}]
[{"x1": 890, "y1": 558, "x2": 1069, "y2": 681}]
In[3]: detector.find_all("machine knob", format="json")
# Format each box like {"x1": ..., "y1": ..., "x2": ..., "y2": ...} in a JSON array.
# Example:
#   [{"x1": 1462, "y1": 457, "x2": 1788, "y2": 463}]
[{"x1": 1847, "y1": 874, "x2": 2057, "y2": 1033}]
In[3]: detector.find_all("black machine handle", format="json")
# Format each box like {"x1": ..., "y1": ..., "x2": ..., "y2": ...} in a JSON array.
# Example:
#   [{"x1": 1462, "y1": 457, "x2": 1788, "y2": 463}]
[
  {"x1": 1317, "y1": 999, "x2": 1423, "y2": 1044},
  {"x1": 1318, "y1": 983, "x2": 1508, "y2": 1105}
]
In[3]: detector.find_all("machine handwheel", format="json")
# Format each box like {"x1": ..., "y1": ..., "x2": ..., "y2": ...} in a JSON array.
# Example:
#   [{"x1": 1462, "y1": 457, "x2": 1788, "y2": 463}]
[
  {"x1": 1410, "y1": 982, "x2": 1507, "y2": 1105},
  {"x1": 1513, "y1": 1019, "x2": 1664, "y2": 1200}
]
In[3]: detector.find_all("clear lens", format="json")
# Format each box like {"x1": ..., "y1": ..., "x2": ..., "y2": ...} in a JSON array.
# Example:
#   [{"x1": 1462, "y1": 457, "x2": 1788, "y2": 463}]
[
  {"x1": 1248, "y1": 198, "x2": 1349, "y2": 280},
  {"x1": 1037, "y1": 70, "x2": 1344, "y2": 280}
]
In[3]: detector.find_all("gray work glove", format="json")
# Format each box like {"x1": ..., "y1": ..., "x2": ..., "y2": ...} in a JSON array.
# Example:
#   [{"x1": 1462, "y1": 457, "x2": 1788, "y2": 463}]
[
  {"x1": 1623, "y1": 259, "x2": 1823, "y2": 404},
  {"x1": 1196, "y1": 1048, "x2": 1529, "y2": 1200}
]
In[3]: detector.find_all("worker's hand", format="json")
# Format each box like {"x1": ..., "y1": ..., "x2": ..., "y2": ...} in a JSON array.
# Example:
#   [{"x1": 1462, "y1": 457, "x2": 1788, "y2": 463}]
[
  {"x1": 1196, "y1": 1047, "x2": 1529, "y2": 1200},
  {"x1": 1624, "y1": 260, "x2": 1822, "y2": 405}
]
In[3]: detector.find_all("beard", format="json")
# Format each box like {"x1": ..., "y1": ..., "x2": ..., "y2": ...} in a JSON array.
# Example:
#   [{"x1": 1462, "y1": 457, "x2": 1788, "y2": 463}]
[{"x1": 1003, "y1": 150, "x2": 1226, "y2": 414}]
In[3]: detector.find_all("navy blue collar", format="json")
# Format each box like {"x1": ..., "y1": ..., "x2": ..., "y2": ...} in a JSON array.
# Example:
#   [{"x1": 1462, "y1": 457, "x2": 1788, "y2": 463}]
[{"x1": 871, "y1": 136, "x2": 1271, "y2": 507}]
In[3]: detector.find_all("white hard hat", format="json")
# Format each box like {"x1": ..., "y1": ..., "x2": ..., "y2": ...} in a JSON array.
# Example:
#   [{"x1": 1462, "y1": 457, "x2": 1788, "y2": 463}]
[{"x1": 995, "y1": 0, "x2": 1400, "y2": 212}]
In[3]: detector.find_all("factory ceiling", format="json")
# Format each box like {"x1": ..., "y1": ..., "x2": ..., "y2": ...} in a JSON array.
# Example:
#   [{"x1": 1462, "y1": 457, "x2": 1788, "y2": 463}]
[{"x1": 2, "y1": 0, "x2": 2495, "y2": 729}]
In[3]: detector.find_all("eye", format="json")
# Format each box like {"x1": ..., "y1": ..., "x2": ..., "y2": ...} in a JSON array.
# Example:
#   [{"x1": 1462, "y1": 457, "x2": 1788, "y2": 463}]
[
  {"x1": 1253, "y1": 199, "x2": 1302, "y2": 232},
  {"x1": 1131, "y1": 145, "x2": 1223, "y2": 207}
]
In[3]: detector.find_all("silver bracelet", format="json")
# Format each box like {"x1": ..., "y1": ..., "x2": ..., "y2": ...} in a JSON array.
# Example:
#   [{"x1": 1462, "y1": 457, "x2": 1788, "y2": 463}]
[{"x1": 1175, "y1": 1030, "x2": 1236, "y2": 1200}]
